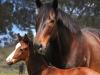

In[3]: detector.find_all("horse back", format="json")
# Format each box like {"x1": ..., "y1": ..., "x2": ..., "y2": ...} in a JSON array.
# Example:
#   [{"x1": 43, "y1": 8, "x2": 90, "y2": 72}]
[
  {"x1": 42, "y1": 67, "x2": 100, "y2": 75},
  {"x1": 81, "y1": 28, "x2": 100, "y2": 72}
]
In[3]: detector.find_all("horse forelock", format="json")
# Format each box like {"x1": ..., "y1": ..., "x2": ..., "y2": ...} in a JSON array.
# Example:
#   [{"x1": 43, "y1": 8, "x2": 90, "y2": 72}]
[
  {"x1": 38, "y1": 6, "x2": 81, "y2": 35},
  {"x1": 36, "y1": 3, "x2": 57, "y2": 29}
]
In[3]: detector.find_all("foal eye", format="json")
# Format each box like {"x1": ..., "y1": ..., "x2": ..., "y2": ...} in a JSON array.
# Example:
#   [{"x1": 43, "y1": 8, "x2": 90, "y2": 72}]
[{"x1": 20, "y1": 49, "x2": 23, "y2": 51}]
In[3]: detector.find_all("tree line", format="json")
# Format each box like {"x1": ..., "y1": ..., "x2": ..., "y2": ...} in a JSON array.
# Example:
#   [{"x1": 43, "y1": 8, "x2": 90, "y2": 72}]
[{"x1": 0, "y1": 0, "x2": 99, "y2": 43}]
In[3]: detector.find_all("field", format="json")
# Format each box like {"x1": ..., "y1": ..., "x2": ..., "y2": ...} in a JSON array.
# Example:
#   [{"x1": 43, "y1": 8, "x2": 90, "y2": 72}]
[{"x1": 0, "y1": 46, "x2": 28, "y2": 75}]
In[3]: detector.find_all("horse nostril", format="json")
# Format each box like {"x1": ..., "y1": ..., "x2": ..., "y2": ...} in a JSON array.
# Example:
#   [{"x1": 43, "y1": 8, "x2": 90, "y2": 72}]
[
  {"x1": 38, "y1": 48, "x2": 45, "y2": 55},
  {"x1": 39, "y1": 44, "x2": 42, "y2": 48},
  {"x1": 34, "y1": 43, "x2": 42, "y2": 50}
]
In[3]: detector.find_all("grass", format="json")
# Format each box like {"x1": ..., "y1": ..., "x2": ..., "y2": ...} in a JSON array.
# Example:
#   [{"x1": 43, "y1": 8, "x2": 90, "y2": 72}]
[
  {"x1": 0, "y1": 71, "x2": 28, "y2": 75},
  {"x1": 0, "y1": 72, "x2": 18, "y2": 75},
  {"x1": 0, "y1": 46, "x2": 28, "y2": 75}
]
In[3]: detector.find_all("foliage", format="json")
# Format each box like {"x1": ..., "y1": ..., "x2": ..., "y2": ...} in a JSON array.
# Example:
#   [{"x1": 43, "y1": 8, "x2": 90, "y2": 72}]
[
  {"x1": 0, "y1": 0, "x2": 100, "y2": 34},
  {"x1": 59, "y1": 0, "x2": 100, "y2": 28},
  {"x1": 0, "y1": 0, "x2": 36, "y2": 34}
]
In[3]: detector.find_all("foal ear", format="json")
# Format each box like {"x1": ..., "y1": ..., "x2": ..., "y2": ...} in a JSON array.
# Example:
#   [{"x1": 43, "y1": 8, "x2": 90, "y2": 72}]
[
  {"x1": 52, "y1": 0, "x2": 58, "y2": 10},
  {"x1": 17, "y1": 33, "x2": 22, "y2": 41},
  {"x1": 24, "y1": 34, "x2": 29, "y2": 41},
  {"x1": 35, "y1": 0, "x2": 42, "y2": 8}
]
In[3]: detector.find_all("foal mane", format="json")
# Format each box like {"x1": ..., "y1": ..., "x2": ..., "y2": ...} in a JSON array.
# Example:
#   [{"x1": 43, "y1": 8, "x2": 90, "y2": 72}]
[{"x1": 28, "y1": 41, "x2": 35, "y2": 57}]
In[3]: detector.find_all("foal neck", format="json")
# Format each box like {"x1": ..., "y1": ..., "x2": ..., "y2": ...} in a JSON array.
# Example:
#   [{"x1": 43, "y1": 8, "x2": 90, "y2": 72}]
[{"x1": 26, "y1": 44, "x2": 48, "y2": 75}]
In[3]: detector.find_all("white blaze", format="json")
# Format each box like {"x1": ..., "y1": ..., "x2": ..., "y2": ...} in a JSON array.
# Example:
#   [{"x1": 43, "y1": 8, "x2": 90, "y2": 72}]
[{"x1": 6, "y1": 43, "x2": 21, "y2": 62}]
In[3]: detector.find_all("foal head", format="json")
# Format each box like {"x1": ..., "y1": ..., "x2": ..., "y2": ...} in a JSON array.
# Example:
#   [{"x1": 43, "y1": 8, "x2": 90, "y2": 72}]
[
  {"x1": 6, "y1": 34, "x2": 30, "y2": 65},
  {"x1": 34, "y1": 0, "x2": 58, "y2": 53}
]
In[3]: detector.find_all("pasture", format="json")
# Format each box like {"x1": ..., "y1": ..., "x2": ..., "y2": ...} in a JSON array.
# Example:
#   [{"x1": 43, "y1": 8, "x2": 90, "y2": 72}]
[{"x1": 0, "y1": 47, "x2": 28, "y2": 75}]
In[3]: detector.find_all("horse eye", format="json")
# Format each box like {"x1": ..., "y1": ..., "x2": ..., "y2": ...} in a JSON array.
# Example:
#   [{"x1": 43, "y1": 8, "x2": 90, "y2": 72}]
[
  {"x1": 50, "y1": 20, "x2": 54, "y2": 23},
  {"x1": 20, "y1": 49, "x2": 23, "y2": 51},
  {"x1": 24, "y1": 48, "x2": 28, "y2": 50}
]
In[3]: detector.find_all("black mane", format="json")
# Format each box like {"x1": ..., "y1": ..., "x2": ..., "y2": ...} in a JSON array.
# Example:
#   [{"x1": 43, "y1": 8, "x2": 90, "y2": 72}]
[
  {"x1": 57, "y1": 9, "x2": 81, "y2": 34},
  {"x1": 36, "y1": 2, "x2": 81, "y2": 34}
]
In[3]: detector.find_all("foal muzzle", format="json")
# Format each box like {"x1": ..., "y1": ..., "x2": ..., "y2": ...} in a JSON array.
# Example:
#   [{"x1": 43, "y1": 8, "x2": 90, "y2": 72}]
[{"x1": 6, "y1": 59, "x2": 18, "y2": 65}]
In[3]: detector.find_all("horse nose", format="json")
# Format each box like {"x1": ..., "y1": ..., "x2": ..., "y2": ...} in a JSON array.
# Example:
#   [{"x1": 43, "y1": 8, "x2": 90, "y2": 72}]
[
  {"x1": 6, "y1": 61, "x2": 13, "y2": 65},
  {"x1": 33, "y1": 43, "x2": 42, "y2": 50},
  {"x1": 38, "y1": 47, "x2": 46, "y2": 55}
]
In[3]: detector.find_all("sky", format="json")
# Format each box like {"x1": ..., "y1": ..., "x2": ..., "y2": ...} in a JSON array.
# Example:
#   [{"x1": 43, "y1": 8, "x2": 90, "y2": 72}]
[
  {"x1": 0, "y1": 24, "x2": 36, "y2": 47},
  {"x1": 12, "y1": 25, "x2": 36, "y2": 36}
]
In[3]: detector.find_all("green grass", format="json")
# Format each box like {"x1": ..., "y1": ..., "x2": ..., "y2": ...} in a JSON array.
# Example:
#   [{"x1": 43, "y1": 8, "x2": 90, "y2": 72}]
[
  {"x1": 0, "y1": 71, "x2": 18, "y2": 75},
  {"x1": 0, "y1": 46, "x2": 28, "y2": 75},
  {"x1": 0, "y1": 71, "x2": 28, "y2": 75}
]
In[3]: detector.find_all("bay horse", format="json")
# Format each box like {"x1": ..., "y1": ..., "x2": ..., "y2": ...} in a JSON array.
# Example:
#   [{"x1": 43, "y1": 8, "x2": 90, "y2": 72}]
[
  {"x1": 33, "y1": 0, "x2": 100, "y2": 72},
  {"x1": 6, "y1": 34, "x2": 100, "y2": 75}
]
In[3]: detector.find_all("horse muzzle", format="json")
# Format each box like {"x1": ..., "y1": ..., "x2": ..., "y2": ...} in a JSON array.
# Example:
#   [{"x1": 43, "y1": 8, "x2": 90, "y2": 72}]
[
  {"x1": 6, "y1": 59, "x2": 18, "y2": 65},
  {"x1": 33, "y1": 43, "x2": 42, "y2": 50},
  {"x1": 6, "y1": 61, "x2": 13, "y2": 65},
  {"x1": 33, "y1": 43, "x2": 47, "y2": 55},
  {"x1": 38, "y1": 47, "x2": 47, "y2": 55}
]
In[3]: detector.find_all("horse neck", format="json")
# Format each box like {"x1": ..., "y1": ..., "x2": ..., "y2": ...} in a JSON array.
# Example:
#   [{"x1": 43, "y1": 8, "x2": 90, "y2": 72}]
[
  {"x1": 56, "y1": 22, "x2": 82, "y2": 54},
  {"x1": 55, "y1": 9, "x2": 82, "y2": 53},
  {"x1": 47, "y1": 20, "x2": 82, "y2": 68},
  {"x1": 46, "y1": 27, "x2": 70, "y2": 67},
  {"x1": 26, "y1": 42, "x2": 48, "y2": 75}
]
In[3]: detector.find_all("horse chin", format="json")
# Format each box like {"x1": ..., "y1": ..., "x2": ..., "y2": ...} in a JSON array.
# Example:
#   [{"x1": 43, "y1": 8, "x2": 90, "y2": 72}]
[{"x1": 38, "y1": 47, "x2": 46, "y2": 55}]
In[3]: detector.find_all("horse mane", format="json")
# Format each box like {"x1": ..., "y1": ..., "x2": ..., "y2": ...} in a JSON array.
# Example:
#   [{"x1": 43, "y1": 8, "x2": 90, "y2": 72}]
[
  {"x1": 36, "y1": 2, "x2": 81, "y2": 35},
  {"x1": 57, "y1": 9, "x2": 81, "y2": 35}
]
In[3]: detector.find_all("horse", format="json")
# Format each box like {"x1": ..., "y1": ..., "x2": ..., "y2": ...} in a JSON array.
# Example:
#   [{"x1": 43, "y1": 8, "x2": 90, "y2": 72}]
[
  {"x1": 33, "y1": 0, "x2": 100, "y2": 72},
  {"x1": 6, "y1": 34, "x2": 100, "y2": 75}
]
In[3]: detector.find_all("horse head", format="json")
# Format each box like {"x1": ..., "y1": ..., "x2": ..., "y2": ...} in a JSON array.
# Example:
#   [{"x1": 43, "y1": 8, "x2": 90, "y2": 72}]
[
  {"x1": 6, "y1": 34, "x2": 30, "y2": 65},
  {"x1": 34, "y1": 0, "x2": 58, "y2": 54}
]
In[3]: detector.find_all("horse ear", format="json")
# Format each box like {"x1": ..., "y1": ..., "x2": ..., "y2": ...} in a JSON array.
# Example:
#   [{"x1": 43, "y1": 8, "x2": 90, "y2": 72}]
[
  {"x1": 24, "y1": 34, "x2": 28, "y2": 37},
  {"x1": 17, "y1": 33, "x2": 22, "y2": 41},
  {"x1": 35, "y1": 0, "x2": 42, "y2": 8},
  {"x1": 24, "y1": 34, "x2": 29, "y2": 41},
  {"x1": 52, "y1": 0, "x2": 58, "y2": 10}
]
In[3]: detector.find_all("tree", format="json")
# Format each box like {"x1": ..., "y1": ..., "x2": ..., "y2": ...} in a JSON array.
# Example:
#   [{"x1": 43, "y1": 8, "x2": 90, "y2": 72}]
[
  {"x1": 0, "y1": 0, "x2": 100, "y2": 35},
  {"x1": 58, "y1": 0, "x2": 100, "y2": 28},
  {"x1": 0, "y1": 0, "x2": 36, "y2": 34}
]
